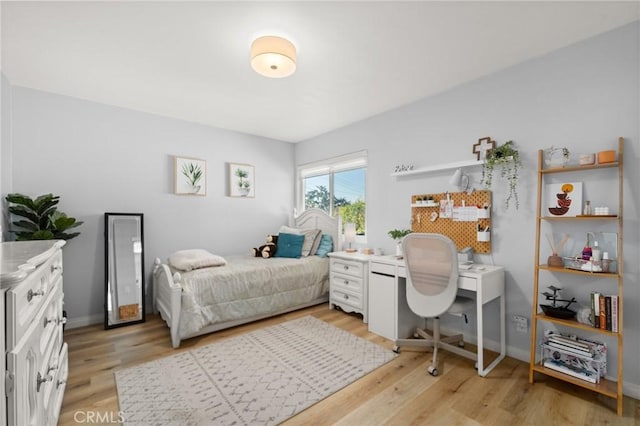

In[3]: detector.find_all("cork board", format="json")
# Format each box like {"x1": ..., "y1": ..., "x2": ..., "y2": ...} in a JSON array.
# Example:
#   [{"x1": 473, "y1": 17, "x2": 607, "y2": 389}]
[{"x1": 411, "y1": 190, "x2": 492, "y2": 253}]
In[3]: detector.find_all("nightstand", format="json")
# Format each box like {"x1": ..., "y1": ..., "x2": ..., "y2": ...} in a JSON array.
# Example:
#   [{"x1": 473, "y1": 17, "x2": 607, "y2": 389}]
[{"x1": 328, "y1": 252, "x2": 370, "y2": 323}]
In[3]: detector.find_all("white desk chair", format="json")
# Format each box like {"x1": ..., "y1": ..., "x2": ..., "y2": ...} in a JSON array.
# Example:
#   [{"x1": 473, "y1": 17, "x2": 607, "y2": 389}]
[{"x1": 393, "y1": 233, "x2": 477, "y2": 376}]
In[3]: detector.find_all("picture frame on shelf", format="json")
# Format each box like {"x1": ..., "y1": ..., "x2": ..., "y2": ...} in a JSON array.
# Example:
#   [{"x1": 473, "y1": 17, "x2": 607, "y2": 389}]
[
  {"x1": 546, "y1": 182, "x2": 582, "y2": 217},
  {"x1": 174, "y1": 156, "x2": 206, "y2": 196},
  {"x1": 228, "y1": 163, "x2": 255, "y2": 198}
]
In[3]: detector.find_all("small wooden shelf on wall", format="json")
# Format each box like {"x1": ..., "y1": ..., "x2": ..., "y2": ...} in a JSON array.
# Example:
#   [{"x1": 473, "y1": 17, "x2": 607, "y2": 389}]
[{"x1": 391, "y1": 159, "x2": 483, "y2": 177}]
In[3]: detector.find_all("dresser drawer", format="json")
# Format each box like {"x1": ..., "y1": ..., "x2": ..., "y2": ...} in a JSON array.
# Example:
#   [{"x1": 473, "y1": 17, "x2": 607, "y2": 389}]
[
  {"x1": 46, "y1": 343, "x2": 68, "y2": 426},
  {"x1": 7, "y1": 256, "x2": 63, "y2": 351},
  {"x1": 330, "y1": 272, "x2": 363, "y2": 294},
  {"x1": 330, "y1": 258, "x2": 364, "y2": 278},
  {"x1": 331, "y1": 288, "x2": 363, "y2": 310}
]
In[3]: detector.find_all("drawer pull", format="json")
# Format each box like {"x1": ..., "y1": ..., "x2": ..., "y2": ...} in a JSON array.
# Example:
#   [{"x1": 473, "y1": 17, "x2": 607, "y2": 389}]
[
  {"x1": 343, "y1": 280, "x2": 349, "y2": 285},
  {"x1": 344, "y1": 294, "x2": 349, "y2": 300},
  {"x1": 48, "y1": 364, "x2": 59, "y2": 373},
  {"x1": 27, "y1": 288, "x2": 44, "y2": 302},
  {"x1": 37, "y1": 372, "x2": 52, "y2": 392},
  {"x1": 57, "y1": 379, "x2": 66, "y2": 389},
  {"x1": 57, "y1": 317, "x2": 67, "y2": 326},
  {"x1": 51, "y1": 265, "x2": 62, "y2": 273},
  {"x1": 43, "y1": 317, "x2": 55, "y2": 328},
  {"x1": 343, "y1": 265, "x2": 349, "y2": 271}
]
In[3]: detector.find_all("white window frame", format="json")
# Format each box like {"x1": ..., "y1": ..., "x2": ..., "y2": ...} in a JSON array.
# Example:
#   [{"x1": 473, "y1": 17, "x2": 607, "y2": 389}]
[{"x1": 297, "y1": 151, "x2": 368, "y2": 244}]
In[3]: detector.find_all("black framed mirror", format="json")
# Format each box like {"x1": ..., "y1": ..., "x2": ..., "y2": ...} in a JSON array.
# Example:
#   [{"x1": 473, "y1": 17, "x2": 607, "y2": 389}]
[{"x1": 105, "y1": 213, "x2": 145, "y2": 329}]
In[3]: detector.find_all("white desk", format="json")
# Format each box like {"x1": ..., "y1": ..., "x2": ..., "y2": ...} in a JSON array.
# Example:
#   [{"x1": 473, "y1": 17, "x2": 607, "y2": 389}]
[{"x1": 368, "y1": 255, "x2": 505, "y2": 377}]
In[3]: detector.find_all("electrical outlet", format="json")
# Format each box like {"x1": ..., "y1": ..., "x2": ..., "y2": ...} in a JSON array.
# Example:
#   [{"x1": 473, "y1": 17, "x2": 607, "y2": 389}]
[{"x1": 512, "y1": 315, "x2": 528, "y2": 333}]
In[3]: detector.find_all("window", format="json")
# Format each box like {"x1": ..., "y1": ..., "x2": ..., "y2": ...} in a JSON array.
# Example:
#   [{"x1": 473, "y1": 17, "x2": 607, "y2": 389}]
[{"x1": 298, "y1": 151, "x2": 367, "y2": 238}]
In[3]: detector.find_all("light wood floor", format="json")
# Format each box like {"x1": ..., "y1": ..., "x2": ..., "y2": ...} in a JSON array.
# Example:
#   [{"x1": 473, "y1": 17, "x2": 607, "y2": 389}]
[{"x1": 60, "y1": 305, "x2": 639, "y2": 425}]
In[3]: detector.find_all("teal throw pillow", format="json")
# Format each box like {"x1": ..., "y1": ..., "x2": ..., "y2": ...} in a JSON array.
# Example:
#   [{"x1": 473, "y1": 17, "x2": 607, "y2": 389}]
[
  {"x1": 315, "y1": 234, "x2": 333, "y2": 258},
  {"x1": 274, "y1": 233, "x2": 305, "y2": 259}
]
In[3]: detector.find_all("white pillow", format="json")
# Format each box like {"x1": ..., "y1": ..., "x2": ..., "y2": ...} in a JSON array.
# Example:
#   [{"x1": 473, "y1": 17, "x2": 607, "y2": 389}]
[
  {"x1": 300, "y1": 229, "x2": 322, "y2": 257},
  {"x1": 278, "y1": 225, "x2": 303, "y2": 235},
  {"x1": 168, "y1": 249, "x2": 226, "y2": 271}
]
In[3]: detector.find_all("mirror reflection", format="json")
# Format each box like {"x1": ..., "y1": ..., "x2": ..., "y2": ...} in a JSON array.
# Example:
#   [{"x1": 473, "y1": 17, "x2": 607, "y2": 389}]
[{"x1": 105, "y1": 213, "x2": 145, "y2": 328}]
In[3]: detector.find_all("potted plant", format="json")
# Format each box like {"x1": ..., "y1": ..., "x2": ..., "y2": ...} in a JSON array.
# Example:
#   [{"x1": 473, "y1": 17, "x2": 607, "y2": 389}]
[
  {"x1": 480, "y1": 140, "x2": 522, "y2": 210},
  {"x1": 5, "y1": 193, "x2": 83, "y2": 240},
  {"x1": 388, "y1": 229, "x2": 412, "y2": 257}
]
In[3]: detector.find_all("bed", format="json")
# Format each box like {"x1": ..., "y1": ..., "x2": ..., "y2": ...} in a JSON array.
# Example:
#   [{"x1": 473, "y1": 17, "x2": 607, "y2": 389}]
[{"x1": 152, "y1": 208, "x2": 340, "y2": 348}]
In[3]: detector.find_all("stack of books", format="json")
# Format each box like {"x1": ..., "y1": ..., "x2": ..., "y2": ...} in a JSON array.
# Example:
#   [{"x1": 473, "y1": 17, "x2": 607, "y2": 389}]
[
  {"x1": 541, "y1": 330, "x2": 607, "y2": 384},
  {"x1": 590, "y1": 292, "x2": 619, "y2": 331}
]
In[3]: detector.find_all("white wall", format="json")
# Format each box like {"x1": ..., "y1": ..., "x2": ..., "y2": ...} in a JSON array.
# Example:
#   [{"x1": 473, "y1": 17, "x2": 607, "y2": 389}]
[
  {"x1": 1, "y1": 74, "x2": 12, "y2": 241},
  {"x1": 296, "y1": 22, "x2": 640, "y2": 393},
  {"x1": 7, "y1": 87, "x2": 295, "y2": 326}
]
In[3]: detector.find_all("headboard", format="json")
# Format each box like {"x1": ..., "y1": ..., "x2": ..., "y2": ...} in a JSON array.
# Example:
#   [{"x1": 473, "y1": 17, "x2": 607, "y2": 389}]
[{"x1": 293, "y1": 208, "x2": 341, "y2": 252}]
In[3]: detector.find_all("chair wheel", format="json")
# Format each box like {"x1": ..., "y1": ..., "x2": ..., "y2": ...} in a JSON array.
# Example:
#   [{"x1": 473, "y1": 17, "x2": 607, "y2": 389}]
[
  {"x1": 392, "y1": 346, "x2": 400, "y2": 354},
  {"x1": 427, "y1": 366, "x2": 438, "y2": 376}
]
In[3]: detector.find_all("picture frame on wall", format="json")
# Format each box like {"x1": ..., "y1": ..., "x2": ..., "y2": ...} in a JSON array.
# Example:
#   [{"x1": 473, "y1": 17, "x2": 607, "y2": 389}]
[
  {"x1": 228, "y1": 163, "x2": 255, "y2": 198},
  {"x1": 174, "y1": 156, "x2": 206, "y2": 196}
]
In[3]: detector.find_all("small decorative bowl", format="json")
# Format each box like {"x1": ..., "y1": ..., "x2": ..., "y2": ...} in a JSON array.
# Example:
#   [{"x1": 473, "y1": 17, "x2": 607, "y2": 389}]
[
  {"x1": 597, "y1": 150, "x2": 616, "y2": 164},
  {"x1": 579, "y1": 153, "x2": 595, "y2": 165}
]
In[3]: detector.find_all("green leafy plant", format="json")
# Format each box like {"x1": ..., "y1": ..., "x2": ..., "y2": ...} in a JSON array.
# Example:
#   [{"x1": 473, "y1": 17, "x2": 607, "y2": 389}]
[
  {"x1": 387, "y1": 229, "x2": 412, "y2": 241},
  {"x1": 480, "y1": 140, "x2": 522, "y2": 210},
  {"x1": 181, "y1": 162, "x2": 203, "y2": 187},
  {"x1": 5, "y1": 193, "x2": 83, "y2": 241},
  {"x1": 235, "y1": 168, "x2": 250, "y2": 189}
]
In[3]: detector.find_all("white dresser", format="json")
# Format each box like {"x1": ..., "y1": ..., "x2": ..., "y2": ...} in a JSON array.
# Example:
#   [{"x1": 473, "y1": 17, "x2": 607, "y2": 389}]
[
  {"x1": 0, "y1": 240, "x2": 68, "y2": 426},
  {"x1": 328, "y1": 252, "x2": 370, "y2": 323}
]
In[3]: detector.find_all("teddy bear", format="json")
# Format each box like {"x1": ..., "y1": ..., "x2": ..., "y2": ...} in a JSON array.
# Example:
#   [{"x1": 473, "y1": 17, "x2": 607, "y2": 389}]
[{"x1": 252, "y1": 234, "x2": 279, "y2": 258}]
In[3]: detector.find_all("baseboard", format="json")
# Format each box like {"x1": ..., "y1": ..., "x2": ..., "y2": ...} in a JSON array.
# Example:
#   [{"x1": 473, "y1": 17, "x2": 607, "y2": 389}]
[{"x1": 65, "y1": 313, "x2": 103, "y2": 329}]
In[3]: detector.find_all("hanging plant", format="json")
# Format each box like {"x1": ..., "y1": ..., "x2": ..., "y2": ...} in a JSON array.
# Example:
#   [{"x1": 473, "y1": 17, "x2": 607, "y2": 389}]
[{"x1": 480, "y1": 140, "x2": 522, "y2": 210}]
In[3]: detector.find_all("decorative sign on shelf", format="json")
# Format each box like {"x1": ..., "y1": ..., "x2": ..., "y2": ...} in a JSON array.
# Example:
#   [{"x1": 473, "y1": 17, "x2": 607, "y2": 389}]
[
  {"x1": 411, "y1": 190, "x2": 492, "y2": 253},
  {"x1": 472, "y1": 136, "x2": 496, "y2": 161}
]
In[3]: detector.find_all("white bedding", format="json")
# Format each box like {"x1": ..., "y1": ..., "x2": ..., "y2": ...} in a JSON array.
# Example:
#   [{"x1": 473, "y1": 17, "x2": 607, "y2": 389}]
[{"x1": 175, "y1": 255, "x2": 330, "y2": 338}]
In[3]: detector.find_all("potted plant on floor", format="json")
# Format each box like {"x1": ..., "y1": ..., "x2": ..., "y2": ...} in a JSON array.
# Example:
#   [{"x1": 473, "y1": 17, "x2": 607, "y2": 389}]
[
  {"x1": 480, "y1": 140, "x2": 522, "y2": 210},
  {"x1": 388, "y1": 229, "x2": 412, "y2": 258}
]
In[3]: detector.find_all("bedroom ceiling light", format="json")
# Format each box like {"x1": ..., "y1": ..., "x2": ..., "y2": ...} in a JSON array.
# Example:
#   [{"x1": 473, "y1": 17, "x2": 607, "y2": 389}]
[{"x1": 250, "y1": 35, "x2": 297, "y2": 78}]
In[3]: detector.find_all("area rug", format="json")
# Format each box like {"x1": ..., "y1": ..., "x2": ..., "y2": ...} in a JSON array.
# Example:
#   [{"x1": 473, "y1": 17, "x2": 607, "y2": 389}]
[{"x1": 115, "y1": 316, "x2": 396, "y2": 425}]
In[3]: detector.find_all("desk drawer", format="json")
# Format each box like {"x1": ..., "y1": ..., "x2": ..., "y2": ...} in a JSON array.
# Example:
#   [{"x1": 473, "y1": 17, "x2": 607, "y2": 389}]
[
  {"x1": 458, "y1": 276, "x2": 476, "y2": 291},
  {"x1": 331, "y1": 258, "x2": 364, "y2": 278},
  {"x1": 370, "y1": 261, "x2": 395, "y2": 276},
  {"x1": 331, "y1": 272, "x2": 363, "y2": 293},
  {"x1": 331, "y1": 288, "x2": 363, "y2": 310}
]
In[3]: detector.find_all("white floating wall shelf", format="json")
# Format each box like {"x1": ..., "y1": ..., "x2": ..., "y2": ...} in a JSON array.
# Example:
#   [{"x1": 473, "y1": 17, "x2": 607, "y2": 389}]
[{"x1": 391, "y1": 159, "x2": 484, "y2": 177}]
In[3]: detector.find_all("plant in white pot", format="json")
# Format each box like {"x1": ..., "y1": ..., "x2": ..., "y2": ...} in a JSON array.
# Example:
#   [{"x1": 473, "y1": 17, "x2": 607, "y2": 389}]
[{"x1": 388, "y1": 229, "x2": 412, "y2": 258}]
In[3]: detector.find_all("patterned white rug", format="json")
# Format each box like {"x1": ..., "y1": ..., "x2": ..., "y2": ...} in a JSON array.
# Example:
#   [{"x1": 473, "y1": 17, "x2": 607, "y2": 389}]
[{"x1": 115, "y1": 316, "x2": 396, "y2": 425}]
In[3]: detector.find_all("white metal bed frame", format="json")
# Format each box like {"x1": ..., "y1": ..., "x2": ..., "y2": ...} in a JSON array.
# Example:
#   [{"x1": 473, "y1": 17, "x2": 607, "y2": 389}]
[{"x1": 152, "y1": 209, "x2": 341, "y2": 348}]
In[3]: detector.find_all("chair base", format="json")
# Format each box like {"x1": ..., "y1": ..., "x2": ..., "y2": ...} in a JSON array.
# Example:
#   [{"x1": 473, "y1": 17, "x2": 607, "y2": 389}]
[{"x1": 394, "y1": 320, "x2": 477, "y2": 376}]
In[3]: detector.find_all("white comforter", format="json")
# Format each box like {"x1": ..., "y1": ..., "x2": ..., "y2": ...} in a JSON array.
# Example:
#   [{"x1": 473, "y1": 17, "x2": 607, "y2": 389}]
[{"x1": 176, "y1": 255, "x2": 329, "y2": 338}]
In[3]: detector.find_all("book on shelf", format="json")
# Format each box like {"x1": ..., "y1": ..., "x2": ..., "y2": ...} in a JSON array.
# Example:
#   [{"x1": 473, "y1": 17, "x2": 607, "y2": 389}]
[
  {"x1": 545, "y1": 341, "x2": 594, "y2": 358},
  {"x1": 611, "y1": 295, "x2": 618, "y2": 332},
  {"x1": 543, "y1": 359, "x2": 598, "y2": 384},
  {"x1": 590, "y1": 292, "x2": 619, "y2": 331}
]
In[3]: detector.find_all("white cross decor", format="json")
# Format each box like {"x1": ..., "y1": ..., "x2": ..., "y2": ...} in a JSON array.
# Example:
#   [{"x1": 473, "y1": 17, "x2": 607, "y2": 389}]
[{"x1": 473, "y1": 137, "x2": 496, "y2": 160}]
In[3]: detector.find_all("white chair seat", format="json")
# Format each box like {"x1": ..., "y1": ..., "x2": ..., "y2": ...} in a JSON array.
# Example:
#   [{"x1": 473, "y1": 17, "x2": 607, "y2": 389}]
[{"x1": 449, "y1": 296, "x2": 474, "y2": 315}]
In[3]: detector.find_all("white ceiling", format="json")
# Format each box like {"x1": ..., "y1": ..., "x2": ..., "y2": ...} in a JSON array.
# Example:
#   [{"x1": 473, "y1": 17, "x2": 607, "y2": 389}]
[{"x1": 2, "y1": 2, "x2": 638, "y2": 142}]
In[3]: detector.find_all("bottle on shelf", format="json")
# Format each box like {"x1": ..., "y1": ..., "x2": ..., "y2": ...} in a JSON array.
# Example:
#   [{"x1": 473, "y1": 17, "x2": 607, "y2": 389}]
[{"x1": 583, "y1": 200, "x2": 592, "y2": 216}]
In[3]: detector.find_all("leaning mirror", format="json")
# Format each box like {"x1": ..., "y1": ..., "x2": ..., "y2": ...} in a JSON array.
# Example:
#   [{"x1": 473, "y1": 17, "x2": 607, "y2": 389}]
[{"x1": 105, "y1": 213, "x2": 145, "y2": 329}]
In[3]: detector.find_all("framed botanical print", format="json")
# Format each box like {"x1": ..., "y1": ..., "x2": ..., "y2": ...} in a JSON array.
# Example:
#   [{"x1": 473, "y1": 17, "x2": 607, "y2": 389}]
[
  {"x1": 174, "y1": 156, "x2": 206, "y2": 196},
  {"x1": 228, "y1": 163, "x2": 255, "y2": 198}
]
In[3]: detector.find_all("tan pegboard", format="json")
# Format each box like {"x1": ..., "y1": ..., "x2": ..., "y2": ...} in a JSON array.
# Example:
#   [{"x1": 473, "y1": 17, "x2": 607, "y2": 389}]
[{"x1": 411, "y1": 190, "x2": 492, "y2": 253}]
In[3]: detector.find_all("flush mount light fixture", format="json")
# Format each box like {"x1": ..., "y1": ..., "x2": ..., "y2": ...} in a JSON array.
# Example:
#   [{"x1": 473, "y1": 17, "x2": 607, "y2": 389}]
[{"x1": 250, "y1": 35, "x2": 297, "y2": 78}]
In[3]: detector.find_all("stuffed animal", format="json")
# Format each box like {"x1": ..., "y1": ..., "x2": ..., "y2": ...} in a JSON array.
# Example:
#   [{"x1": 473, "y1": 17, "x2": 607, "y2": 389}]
[{"x1": 252, "y1": 235, "x2": 279, "y2": 258}]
